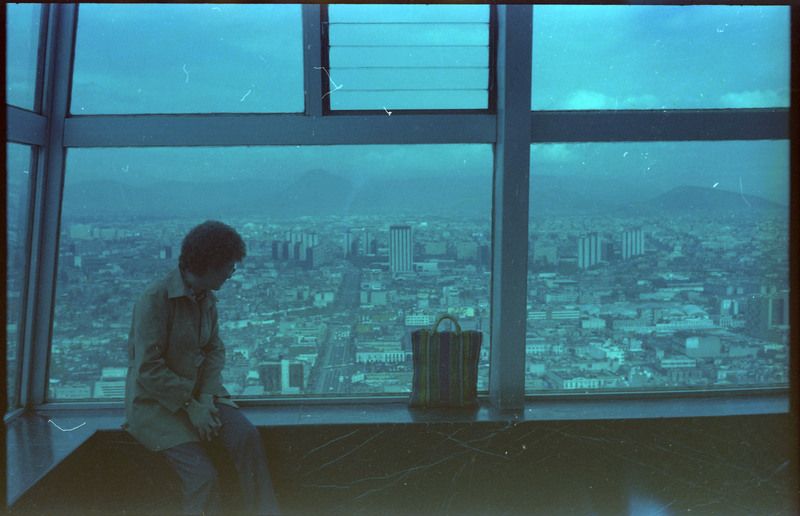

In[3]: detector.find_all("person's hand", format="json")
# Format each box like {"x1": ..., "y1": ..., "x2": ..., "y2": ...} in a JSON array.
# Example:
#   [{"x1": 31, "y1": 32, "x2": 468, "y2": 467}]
[
  {"x1": 197, "y1": 393, "x2": 215, "y2": 408},
  {"x1": 185, "y1": 399, "x2": 221, "y2": 441}
]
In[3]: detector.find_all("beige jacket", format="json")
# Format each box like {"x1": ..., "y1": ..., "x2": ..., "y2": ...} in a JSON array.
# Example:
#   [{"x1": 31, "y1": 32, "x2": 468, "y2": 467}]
[{"x1": 123, "y1": 267, "x2": 233, "y2": 451}]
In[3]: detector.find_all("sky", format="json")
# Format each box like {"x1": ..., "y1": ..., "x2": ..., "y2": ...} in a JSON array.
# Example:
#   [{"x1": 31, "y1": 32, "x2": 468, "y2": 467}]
[
  {"x1": 10, "y1": 4, "x2": 790, "y2": 206},
  {"x1": 66, "y1": 4, "x2": 790, "y2": 113},
  {"x1": 531, "y1": 5, "x2": 790, "y2": 110}
]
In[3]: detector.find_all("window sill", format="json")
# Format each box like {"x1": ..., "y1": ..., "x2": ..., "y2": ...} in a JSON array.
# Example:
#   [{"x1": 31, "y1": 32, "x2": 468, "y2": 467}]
[{"x1": 6, "y1": 392, "x2": 789, "y2": 506}]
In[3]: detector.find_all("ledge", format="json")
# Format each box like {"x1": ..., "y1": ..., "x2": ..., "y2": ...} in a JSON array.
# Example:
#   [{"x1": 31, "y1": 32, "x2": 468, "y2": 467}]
[{"x1": 6, "y1": 393, "x2": 790, "y2": 507}]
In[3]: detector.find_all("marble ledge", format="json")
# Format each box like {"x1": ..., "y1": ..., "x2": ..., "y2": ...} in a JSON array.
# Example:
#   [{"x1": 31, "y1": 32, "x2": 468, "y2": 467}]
[{"x1": 6, "y1": 393, "x2": 790, "y2": 506}]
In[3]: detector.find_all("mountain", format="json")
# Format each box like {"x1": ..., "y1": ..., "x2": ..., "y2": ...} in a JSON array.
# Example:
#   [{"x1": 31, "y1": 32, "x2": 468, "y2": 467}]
[
  {"x1": 61, "y1": 171, "x2": 785, "y2": 222},
  {"x1": 347, "y1": 175, "x2": 492, "y2": 216},
  {"x1": 62, "y1": 179, "x2": 278, "y2": 220},
  {"x1": 620, "y1": 185, "x2": 785, "y2": 218},
  {"x1": 62, "y1": 171, "x2": 495, "y2": 221}
]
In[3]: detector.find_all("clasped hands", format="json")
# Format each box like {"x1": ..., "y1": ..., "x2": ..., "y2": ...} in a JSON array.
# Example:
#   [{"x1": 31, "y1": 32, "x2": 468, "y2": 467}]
[{"x1": 185, "y1": 394, "x2": 221, "y2": 441}]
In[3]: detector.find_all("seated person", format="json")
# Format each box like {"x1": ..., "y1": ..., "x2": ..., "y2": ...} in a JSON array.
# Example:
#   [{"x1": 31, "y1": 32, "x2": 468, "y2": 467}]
[{"x1": 124, "y1": 220, "x2": 280, "y2": 515}]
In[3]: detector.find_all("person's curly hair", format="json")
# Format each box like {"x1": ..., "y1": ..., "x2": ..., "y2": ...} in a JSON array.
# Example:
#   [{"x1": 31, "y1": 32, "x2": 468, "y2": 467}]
[{"x1": 179, "y1": 220, "x2": 246, "y2": 276}]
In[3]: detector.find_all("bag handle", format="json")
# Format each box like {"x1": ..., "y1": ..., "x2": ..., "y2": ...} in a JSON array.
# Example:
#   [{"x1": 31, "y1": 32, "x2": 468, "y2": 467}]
[{"x1": 432, "y1": 314, "x2": 461, "y2": 334}]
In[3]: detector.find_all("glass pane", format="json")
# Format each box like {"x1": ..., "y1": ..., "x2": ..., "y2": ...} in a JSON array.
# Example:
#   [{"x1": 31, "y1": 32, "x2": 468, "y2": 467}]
[
  {"x1": 327, "y1": 5, "x2": 490, "y2": 110},
  {"x1": 6, "y1": 3, "x2": 42, "y2": 110},
  {"x1": 531, "y1": 5, "x2": 790, "y2": 110},
  {"x1": 71, "y1": 4, "x2": 303, "y2": 114},
  {"x1": 7, "y1": 143, "x2": 35, "y2": 411},
  {"x1": 49, "y1": 145, "x2": 492, "y2": 400},
  {"x1": 526, "y1": 141, "x2": 789, "y2": 392}
]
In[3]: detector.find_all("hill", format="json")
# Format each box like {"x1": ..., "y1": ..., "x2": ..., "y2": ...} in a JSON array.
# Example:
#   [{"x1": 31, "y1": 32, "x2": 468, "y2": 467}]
[{"x1": 61, "y1": 172, "x2": 785, "y2": 222}]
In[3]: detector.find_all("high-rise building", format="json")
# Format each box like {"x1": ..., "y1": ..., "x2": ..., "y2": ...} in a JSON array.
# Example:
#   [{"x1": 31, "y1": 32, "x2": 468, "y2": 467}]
[
  {"x1": 769, "y1": 291, "x2": 790, "y2": 329},
  {"x1": 478, "y1": 244, "x2": 490, "y2": 266},
  {"x1": 622, "y1": 228, "x2": 645, "y2": 260},
  {"x1": 344, "y1": 229, "x2": 353, "y2": 257},
  {"x1": 578, "y1": 232, "x2": 600, "y2": 269},
  {"x1": 272, "y1": 232, "x2": 319, "y2": 264},
  {"x1": 259, "y1": 360, "x2": 304, "y2": 394},
  {"x1": 389, "y1": 225, "x2": 413, "y2": 273},
  {"x1": 299, "y1": 232, "x2": 316, "y2": 260},
  {"x1": 743, "y1": 291, "x2": 789, "y2": 341},
  {"x1": 92, "y1": 367, "x2": 127, "y2": 398},
  {"x1": 363, "y1": 229, "x2": 372, "y2": 255},
  {"x1": 286, "y1": 361, "x2": 304, "y2": 394},
  {"x1": 532, "y1": 244, "x2": 558, "y2": 265},
  {"x1": 600, "y1": 242, "x2": 615, "y2": 262},
  {"x1": 259, "y1": 361, "x2": 282, "y2": 392}
]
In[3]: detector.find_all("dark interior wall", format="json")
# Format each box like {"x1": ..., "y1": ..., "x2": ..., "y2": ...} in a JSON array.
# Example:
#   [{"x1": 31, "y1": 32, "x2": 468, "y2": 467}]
[{"x1": 10, "y1": 413, "x2": 797, "y2": 515}]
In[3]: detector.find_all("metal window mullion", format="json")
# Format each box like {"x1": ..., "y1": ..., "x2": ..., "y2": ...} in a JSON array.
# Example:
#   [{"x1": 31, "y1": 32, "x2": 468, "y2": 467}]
[
  {"x1": 319, "y1": 5, "x2": 332, "y2": 114},
  {"x1": 5, "y1": 3, "x2": 49, "y2": 418},
  {"x1": 490, "y1": 5, "x2": 532, "y2": 410},
  {"x1": 7, "y1": 137, "x2": 41, "y2": 415},
  {"x1": 62, "y1": 113, "x2": 497, "y2": 146},
  {"x1": 6, "y1": 107, "x2": 48, "y2": 146},
  {"x1": 302, "y1": 4, "x2": 323, "y2": 118},
  {"x1": 23, "y1": 4, "x2": 76, "y2": 407}
]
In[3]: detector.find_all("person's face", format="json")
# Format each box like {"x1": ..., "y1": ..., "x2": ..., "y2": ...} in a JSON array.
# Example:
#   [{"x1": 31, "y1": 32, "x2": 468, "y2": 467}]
[{"x1": 197, "y1": 260, "x2": 237, "y2": 291}]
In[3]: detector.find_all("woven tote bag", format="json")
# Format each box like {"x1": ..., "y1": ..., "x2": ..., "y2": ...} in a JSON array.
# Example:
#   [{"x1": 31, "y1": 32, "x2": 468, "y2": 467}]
[{"x1": 409, "y1": 314, "x2": 482, "y2": 408}]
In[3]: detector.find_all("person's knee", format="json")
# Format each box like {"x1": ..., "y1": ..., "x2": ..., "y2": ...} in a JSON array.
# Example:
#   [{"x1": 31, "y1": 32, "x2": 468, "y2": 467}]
[
  {"x1": 244, "y1": 421, "x2": 262, "y2": 442},
  {"x1": 187, "y1": 462, "x2": 219, "y2": 493},
  {"x1": 218, "y1": 407, "x2": 262, "y2": 448},
  {"x1": 233, "y1": 422, "x2": 263, "y2": 454}
]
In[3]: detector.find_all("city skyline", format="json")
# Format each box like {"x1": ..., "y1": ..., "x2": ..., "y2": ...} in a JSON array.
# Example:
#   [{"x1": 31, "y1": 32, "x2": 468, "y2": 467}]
[{"x1": 32, "y1": 201, "x2": 790, "y2": 400}]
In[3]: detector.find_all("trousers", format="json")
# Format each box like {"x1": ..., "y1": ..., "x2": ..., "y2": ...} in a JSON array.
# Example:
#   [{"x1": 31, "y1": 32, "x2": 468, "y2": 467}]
[{"x1": 160, "y1": 402, "x2": 281, "y2": 515}]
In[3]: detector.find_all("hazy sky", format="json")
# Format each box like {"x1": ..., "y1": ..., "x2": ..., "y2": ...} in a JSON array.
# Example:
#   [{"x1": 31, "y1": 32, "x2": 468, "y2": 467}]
[
  {"x1": 531, "y1": 5, "x2": 790, "y2": 110},
  {"x1": 64, "y1": 139, "x2": 789, "y2": 207},
  {"x1": 57, "y1": 5, "x2": 791, "y2": 205},
  {"x1": 69, "y1": 4, "x2": 789, "y2": 113}
]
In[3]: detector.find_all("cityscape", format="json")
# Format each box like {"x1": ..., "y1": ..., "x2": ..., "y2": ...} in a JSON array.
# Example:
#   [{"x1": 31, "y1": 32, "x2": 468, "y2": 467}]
[{"x1": 8, "y1": 182, "x2": 788, "y2": 401}]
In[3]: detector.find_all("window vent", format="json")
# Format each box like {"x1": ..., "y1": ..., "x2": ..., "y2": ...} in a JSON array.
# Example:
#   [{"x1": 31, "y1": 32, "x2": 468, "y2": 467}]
[{"x1": 324, "y1": 5, "x2": 492, "y2": 112}]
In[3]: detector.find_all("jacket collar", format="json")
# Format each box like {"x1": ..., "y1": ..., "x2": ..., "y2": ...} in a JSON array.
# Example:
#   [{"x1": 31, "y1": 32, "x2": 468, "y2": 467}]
[{"x1": 165, "y1": 267, "x2": 217, "y2": 303}]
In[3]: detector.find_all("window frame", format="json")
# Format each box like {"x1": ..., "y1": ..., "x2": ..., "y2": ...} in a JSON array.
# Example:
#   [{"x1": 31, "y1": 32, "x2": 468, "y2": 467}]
[
  {"x1": 319, "y1": 4, "x2": 498, "y2": 115},
  {"x1": 4, "y1": 4, "x2": 793, "y2": 415},
  {"x1": 4, "y1": 143, "x2": 38, "y2": 417},
  {"x1": 5, "y1": 3, "x2": 53, "y2": 418}
]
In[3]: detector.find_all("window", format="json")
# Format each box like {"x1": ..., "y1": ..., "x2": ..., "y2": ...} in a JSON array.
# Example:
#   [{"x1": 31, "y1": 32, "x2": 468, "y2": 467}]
[
  {"x1": 325, "y1": 5, "x2": 491, "y2": 111},
  {"x1": 526, "y1": 4, "x2": 790, "y2": 393},
  {"x1": 6, "y1": 3, "x2": 43, "y2": 111},
  {"x1": 48, "y1": 145, "x2": 492, "y2": 399},
  {"x1": 531, "y1": 5, "x2": 790, "y2": 110},
  {"x1": 7, "y1": 144, "x2": 36, "y2": 411},
  {"x1": 70, "y1": 4, "x2": 304, "y2": 114},
  {"x1": 526, "y1": 141, "x2": 790, "y2": 392},
  {"x1": 6, "y1": 4, "x2": 792, "y2": 410}
]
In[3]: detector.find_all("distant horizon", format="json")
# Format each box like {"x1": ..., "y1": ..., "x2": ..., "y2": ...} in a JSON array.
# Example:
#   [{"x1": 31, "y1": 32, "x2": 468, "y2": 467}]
[
  {"x1": 65, "y1": 171, "x2": 789, "y2": 207},
  {"x1": 60, "y1": 169, "x2": 787, "y2": 225},
  {"x1": 61, "y1": 139, "x2": 790, "y2": 209}
]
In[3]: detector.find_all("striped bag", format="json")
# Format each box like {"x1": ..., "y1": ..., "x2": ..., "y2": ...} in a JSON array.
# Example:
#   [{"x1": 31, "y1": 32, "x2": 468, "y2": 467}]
[{"x1": 409, "y1": 314, "x2": 482, "y2": 408}]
